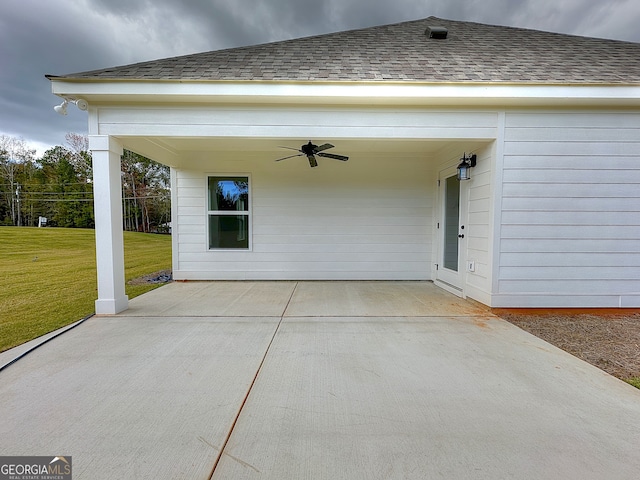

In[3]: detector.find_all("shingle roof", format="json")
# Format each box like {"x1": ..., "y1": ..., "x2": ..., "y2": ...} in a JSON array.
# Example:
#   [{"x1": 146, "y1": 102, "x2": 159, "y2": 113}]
[{"x1": 50, "y1": 16, "x2": 640, "y2": 84}]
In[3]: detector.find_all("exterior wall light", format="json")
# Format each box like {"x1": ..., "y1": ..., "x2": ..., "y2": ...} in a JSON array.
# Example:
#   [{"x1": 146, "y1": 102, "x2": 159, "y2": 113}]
[
  {"x1": 457, "y1": 153, "x2": 477, "y2": 181},
  {"x1": 53, "y1": 98, "x2": 88, "y2": 115}
]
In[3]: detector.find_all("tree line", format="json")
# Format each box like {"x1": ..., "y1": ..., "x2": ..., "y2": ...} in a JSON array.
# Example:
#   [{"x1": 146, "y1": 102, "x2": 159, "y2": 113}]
[{"x1": 0, "y1": 134, "x2": 170, "y2": 232}]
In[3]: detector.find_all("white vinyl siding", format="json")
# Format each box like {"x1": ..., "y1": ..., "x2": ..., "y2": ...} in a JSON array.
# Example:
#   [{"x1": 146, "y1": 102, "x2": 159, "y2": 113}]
[
  {"x1": 173, "y1": 154, "x2": 435, "y2": 280},
  {"x1": 97, "y1": 106, "x2": 498, "y2": 142},
  {"x1": 464, "y1": 144, "x2": 494, "y2": 304},
  {"x1": 496, "y1": 111, "x2": 640, "y2": 307},
  {"x1": 153, "y1": 106, "x2": 497, "y2": 283}
]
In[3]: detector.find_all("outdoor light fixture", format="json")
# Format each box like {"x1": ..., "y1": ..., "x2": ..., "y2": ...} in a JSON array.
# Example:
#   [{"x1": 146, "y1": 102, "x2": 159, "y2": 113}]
[
  {"x1": 457, "y1": 153, "x2": 477, "y2": 181},
  {"x1": 53, "y1": 98, "x2": 88, "y2": 115},
  {"x1": 53, "y1": 100, "x2": 68, "y2": 115}
]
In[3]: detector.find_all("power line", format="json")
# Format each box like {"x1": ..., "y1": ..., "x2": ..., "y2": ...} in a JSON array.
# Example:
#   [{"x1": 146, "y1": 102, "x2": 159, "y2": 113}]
[
  {"x1": 22, "y1": 195, "x2": 168, "y2": 203},
  {"x1": 28, "y1": 198, "x2": 94, "y2": 203},
  {"x1": 0, "y1": 182, "x2": 92, "y2": 187},
  {"x1": 23, "y1": 191, "x2": 93, "y2": 195},
  {"x1": 6, "y1": 190, "x2": 168, "y2": 195}
]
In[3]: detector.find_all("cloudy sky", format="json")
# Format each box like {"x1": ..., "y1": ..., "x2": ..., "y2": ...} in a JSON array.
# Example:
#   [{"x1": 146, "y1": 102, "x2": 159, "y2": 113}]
[{"x1": 1, "y1": 0, "x2": 639, "y2": 156}]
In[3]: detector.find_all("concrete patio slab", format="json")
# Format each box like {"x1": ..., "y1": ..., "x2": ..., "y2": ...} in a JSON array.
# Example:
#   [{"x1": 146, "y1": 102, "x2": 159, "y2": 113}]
[
  {"x1": 1, "y1": 281, "x2": 640, "y2": 480},
  {"x1": 214, "y1": 315, "x2": 640, "y2": 480},
  {"x1": 284, "y1": 281, "x2": 488, "y2": 317},
  {"x1": 0, "y1": 314, "x2": 280, "y2": 480},
  {"x1": 0, "y1": 317, "x2": 86, "y2": 371},
  {"x1": 124, "y1": 281, "x2": 297, "y2": 317}
]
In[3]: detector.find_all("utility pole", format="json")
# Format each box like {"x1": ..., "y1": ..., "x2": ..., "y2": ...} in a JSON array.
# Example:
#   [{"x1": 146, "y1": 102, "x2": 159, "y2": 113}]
[
  {"x1": 8, "y1": 170, "x2": 16, "y2": 226},
  {"x1": 16, "y1": 183, "x2": 21, "y2": 226}
]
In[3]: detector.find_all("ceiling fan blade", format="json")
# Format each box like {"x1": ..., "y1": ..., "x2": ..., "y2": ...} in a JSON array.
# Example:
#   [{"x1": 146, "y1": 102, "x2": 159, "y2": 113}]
[
  {"x1": 275, "y1": 153, "x2": 303, "y2": 162},
  {"x1": 314, "y1": 143, "x2": 334, "y2": 153},
  {"x1": 278, "y1": 145, "x2": 302, "y2": 152},
  {"x1": 307, "y1": 155, "x2": 318, "y2": 168},
  {"x1": 317, "y1": 152, "x2": 349, "y2": 161}
]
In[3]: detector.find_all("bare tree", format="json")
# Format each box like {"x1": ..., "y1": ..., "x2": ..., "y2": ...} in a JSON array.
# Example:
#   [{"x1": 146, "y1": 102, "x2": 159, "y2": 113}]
[
  {"x1": 0, "y1": 135, "x2": 36, "y2": 225},
  {"x1": 65, "y1": 133, "x2": 92, "y2": 181}
]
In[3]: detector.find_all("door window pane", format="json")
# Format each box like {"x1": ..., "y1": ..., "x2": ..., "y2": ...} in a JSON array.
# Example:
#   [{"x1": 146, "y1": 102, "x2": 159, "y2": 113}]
[{"x1": 444, "y1": 175, "x2": 459, "y2": 271}]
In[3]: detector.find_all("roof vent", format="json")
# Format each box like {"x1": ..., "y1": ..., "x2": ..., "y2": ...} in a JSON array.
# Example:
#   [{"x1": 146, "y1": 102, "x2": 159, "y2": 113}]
[{"x1": 426, "y1": 26, "x2": 448, "y2": 39}]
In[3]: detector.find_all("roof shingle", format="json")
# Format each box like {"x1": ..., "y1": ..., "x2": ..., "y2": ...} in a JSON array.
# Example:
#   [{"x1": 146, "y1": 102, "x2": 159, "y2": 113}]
[{"x1": 50, "y1": 17, "x2": 640, "y2": 84}]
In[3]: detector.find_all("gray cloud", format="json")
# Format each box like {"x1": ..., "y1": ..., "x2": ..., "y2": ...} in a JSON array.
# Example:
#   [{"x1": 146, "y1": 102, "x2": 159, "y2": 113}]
[{"x1": 1, "y1": 0, "x2": 639, "y2": 154}]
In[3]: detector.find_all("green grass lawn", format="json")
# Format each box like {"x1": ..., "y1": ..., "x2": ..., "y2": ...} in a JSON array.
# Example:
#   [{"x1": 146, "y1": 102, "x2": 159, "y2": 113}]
[
  {"x1": 627, "y1": 378, "x2": 640, "y2": 389},
  {"x1": 0, "y1": 226, "x2": 171, "y2": 352}
]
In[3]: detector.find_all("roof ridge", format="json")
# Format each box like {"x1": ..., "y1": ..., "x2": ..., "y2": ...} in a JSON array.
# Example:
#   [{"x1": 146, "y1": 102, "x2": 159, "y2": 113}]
[{"x1": 436, "y1": 16, "x2": 640, "y2": 45}]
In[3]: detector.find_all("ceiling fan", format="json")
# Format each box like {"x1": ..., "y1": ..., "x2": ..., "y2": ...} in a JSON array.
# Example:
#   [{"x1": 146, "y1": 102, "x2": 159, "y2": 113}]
[{"x1": 274, "y1": 141, "x2": 349, "y2": 168}]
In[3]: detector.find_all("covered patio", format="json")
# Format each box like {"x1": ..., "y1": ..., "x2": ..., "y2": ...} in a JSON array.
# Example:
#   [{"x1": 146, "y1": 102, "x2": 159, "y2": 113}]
[
  {"x1": 1, "y1": 281, "x2": 639, "y2": 479},
  {"x1": 47, "y1": 15, "x2": 640, "y2": 313}
]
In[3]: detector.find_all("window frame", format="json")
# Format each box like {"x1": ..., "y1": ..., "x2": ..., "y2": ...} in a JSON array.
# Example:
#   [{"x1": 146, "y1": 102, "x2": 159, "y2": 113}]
[{"x1": 206, "y1": 174, "x2": 252, "y2": 251}]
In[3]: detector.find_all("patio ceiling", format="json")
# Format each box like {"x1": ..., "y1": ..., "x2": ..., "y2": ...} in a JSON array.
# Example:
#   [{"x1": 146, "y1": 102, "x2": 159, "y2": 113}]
[{"x1": 117, "y1": 136, "x2": 489, "y2": 168}]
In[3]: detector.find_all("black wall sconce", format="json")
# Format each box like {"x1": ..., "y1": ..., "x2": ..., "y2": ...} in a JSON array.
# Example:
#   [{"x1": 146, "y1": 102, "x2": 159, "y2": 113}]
[{"x1": 457, "y1": 153, "x2": 477, "y2": 181}]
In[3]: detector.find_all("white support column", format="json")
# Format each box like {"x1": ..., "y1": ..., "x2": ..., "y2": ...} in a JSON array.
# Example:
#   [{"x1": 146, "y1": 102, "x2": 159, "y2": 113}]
[{"x1": 89, "y1": 135, "x2": 129, "y2": 314}]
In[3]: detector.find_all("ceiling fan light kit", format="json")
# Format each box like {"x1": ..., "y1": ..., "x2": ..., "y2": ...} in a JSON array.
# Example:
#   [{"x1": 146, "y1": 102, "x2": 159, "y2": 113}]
[{"x1": 275, "y1": 141, "x2": 349, "y2": 168}]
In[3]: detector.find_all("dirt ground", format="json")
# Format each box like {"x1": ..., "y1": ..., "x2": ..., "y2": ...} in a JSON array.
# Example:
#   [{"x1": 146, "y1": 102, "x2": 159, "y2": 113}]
[{"x1": 496, "y1": 309, "x2": 640, "y2": 381}]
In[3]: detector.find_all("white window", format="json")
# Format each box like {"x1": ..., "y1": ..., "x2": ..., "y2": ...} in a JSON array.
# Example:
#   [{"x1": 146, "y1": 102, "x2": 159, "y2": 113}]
[{"x1": 207, "y1": 176, "x2": 250, "y2": 249}]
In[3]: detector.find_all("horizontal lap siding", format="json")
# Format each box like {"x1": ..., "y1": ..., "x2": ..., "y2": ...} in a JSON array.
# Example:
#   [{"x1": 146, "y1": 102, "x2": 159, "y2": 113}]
[
  {"x1": 498, "y1": 112, "x2": 640, "y2": 306},
  {"x1": 174, "y1": 155, "x2": 433, "y2": 280},
  {"x1": 99, "y1": 107, "x2": 497, "y2": 139},
  {"x1": 174, "y1": 173, "x2": 205, "y2": 257},
  {"x1": 465, "y1": 144, "x2": 494, "y2": 302}
]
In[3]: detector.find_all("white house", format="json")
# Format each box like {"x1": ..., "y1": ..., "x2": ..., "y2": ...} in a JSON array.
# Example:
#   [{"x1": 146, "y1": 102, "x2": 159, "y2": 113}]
[{"x1": 47, "y1": 16, "x2": 640, "y2": 313}]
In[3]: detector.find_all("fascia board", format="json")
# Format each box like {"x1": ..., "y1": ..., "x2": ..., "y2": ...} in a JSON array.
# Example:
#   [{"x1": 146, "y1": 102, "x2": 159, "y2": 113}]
[{"x1": 50, "y1": 80, "x2": 640, "y2": 106}]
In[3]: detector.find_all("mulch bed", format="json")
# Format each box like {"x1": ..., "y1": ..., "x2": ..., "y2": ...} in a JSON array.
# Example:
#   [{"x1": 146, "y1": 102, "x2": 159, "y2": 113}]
[
  {"x1": 496, "y1": 310, "x2": 640, "y2": 381},
  {"x1": 127, "y1": 270, "x2": 173, "y2": 286}
]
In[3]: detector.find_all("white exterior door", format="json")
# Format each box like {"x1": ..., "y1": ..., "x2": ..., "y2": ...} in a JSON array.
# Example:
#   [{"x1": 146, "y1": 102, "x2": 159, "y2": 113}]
[{"x1": 436, "y1": 166, "x2": 467, "y2": 296}]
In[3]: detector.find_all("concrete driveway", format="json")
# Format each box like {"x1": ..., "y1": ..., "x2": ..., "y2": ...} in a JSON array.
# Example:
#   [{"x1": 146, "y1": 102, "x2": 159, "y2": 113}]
[{"x1": 1, "y1": 281, "x2": 639, "y2": 479}]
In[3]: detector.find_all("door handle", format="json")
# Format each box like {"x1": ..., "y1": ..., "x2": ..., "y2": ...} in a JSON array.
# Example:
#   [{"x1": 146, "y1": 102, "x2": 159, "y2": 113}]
[{"x1": 458, "y1": 234, "x2": 464, "y2": 238}]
